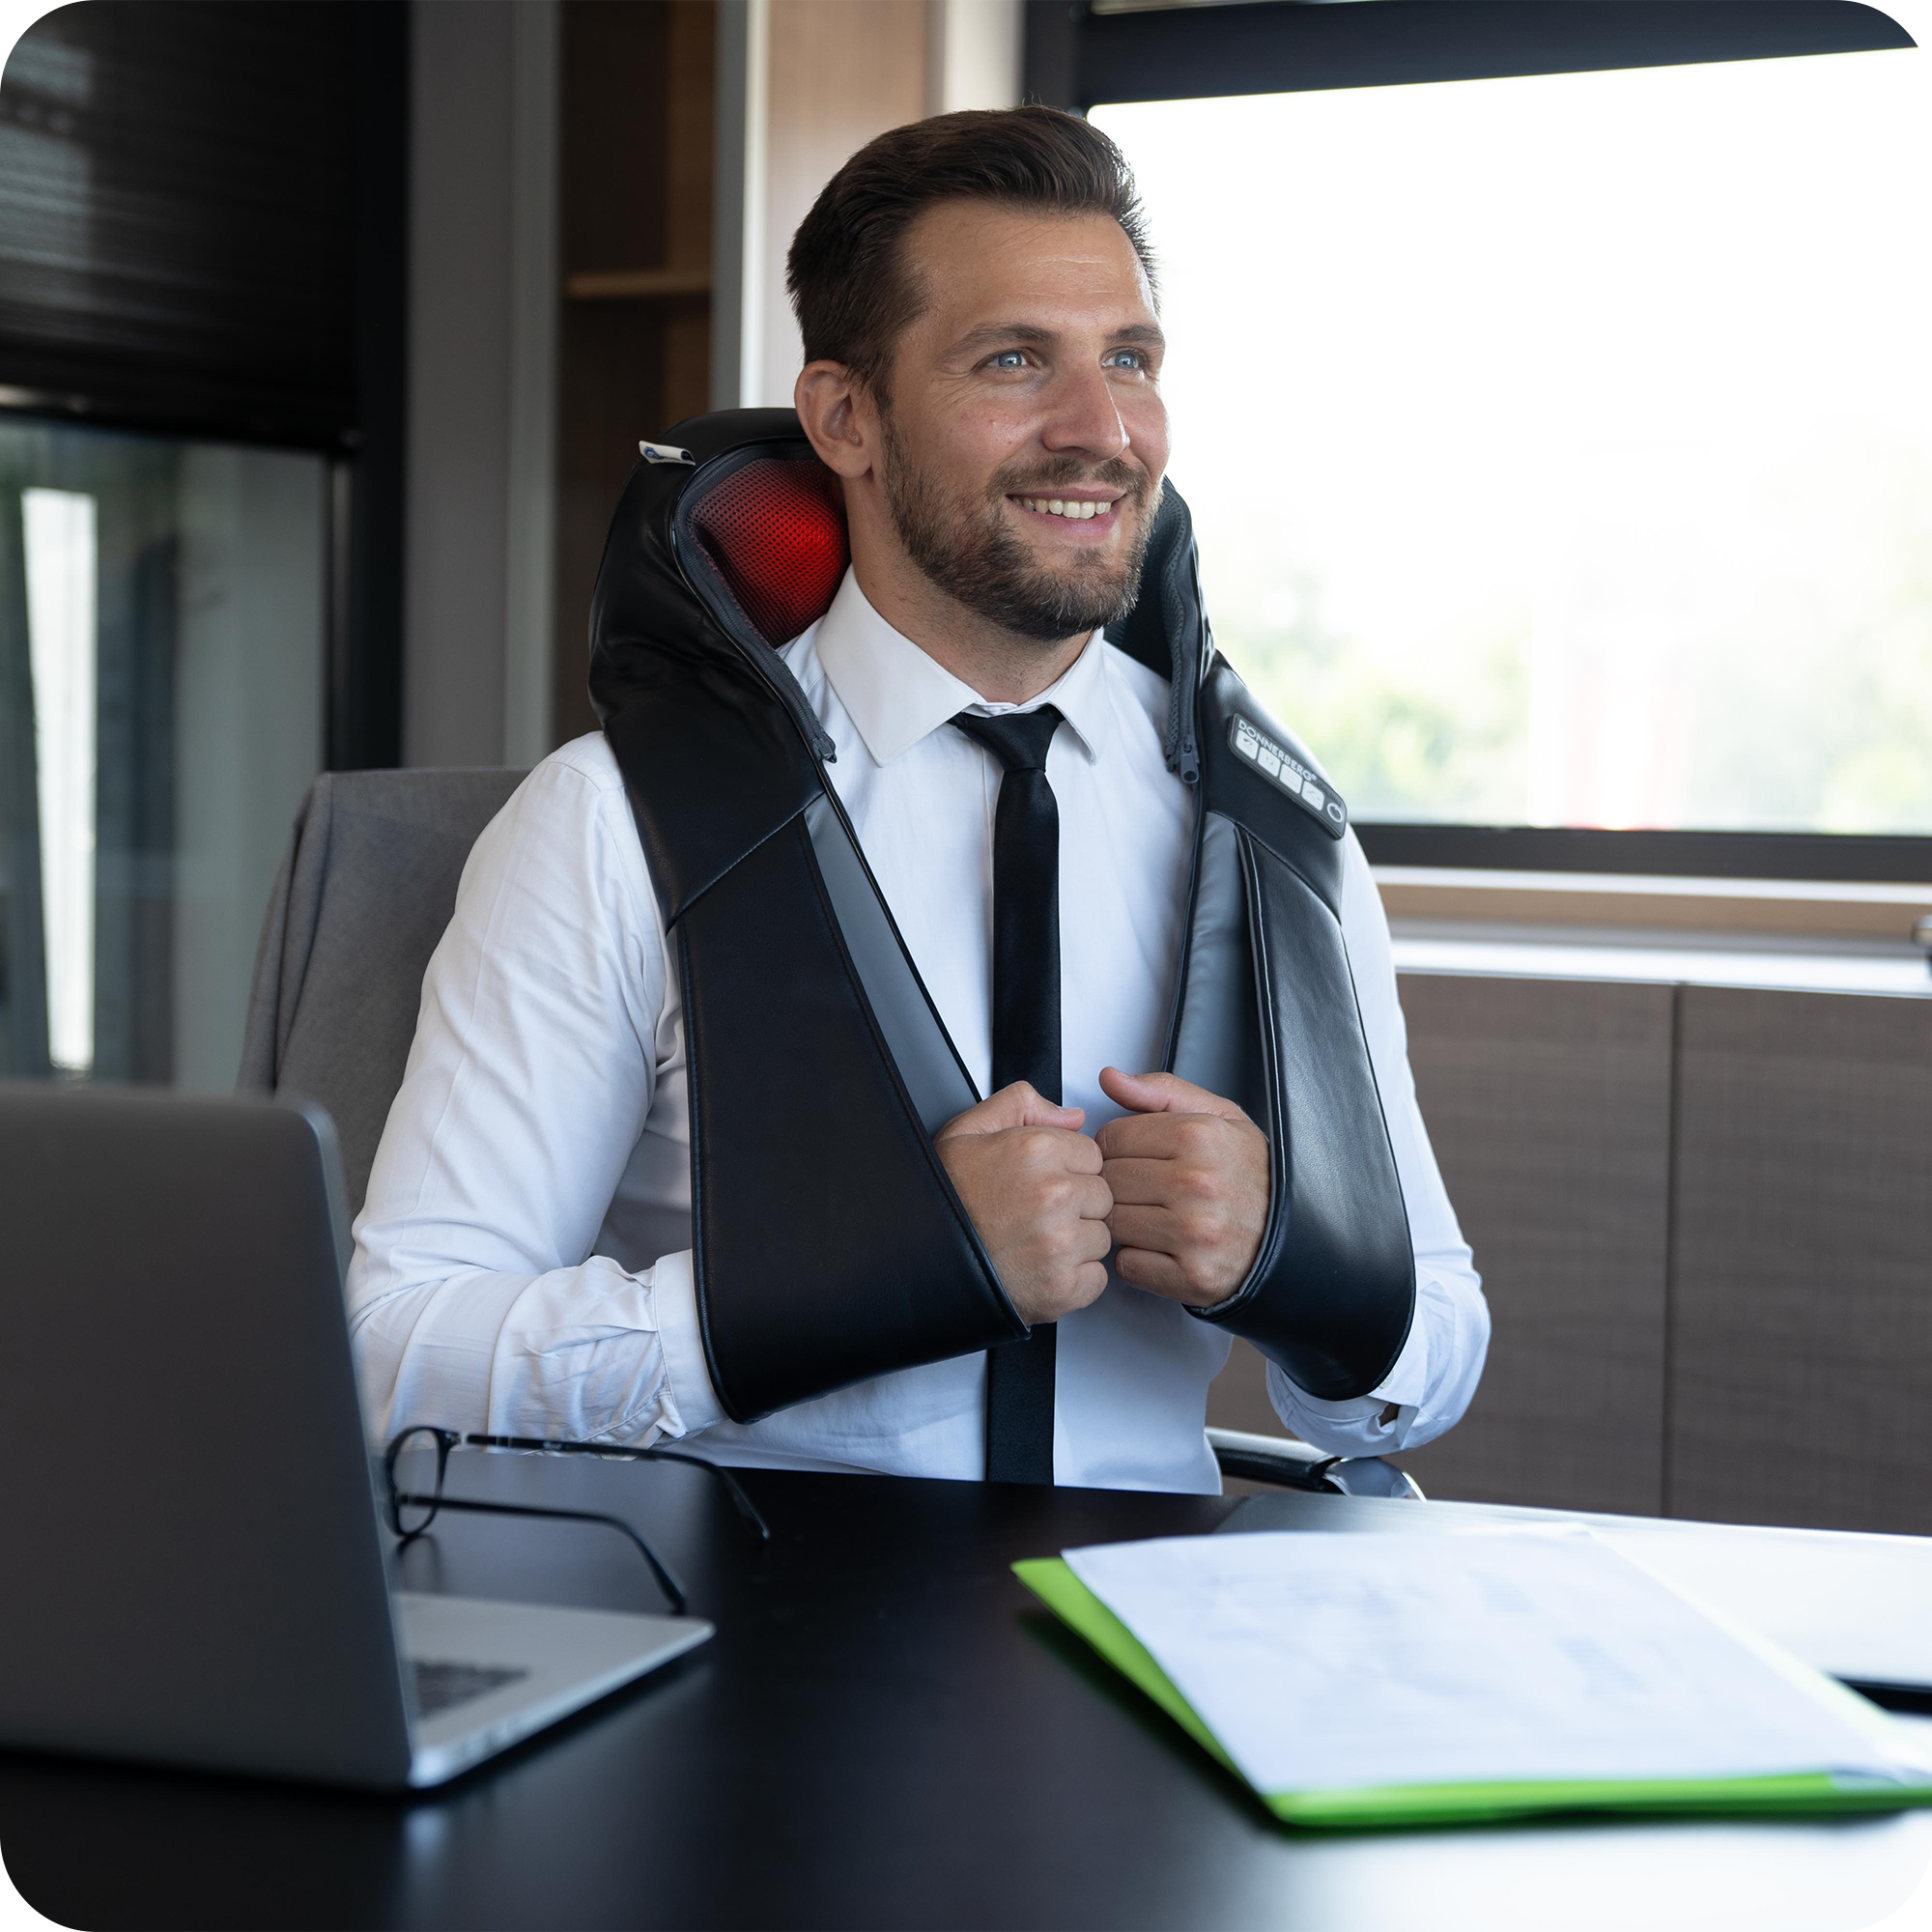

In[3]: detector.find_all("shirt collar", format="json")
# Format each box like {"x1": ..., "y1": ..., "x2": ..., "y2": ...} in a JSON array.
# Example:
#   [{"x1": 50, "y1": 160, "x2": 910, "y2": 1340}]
[{"x1": 813, "y1": 568, "x2": 1109, "y2": 768}]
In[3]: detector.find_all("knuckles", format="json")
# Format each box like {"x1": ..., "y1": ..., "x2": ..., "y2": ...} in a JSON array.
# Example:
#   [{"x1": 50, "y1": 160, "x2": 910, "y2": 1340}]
[
  {"x1": 956, "y1": 1094, "x2": 1266, "y2": 1320},
  {"x1": 1039, "y1": 1263, "x2": 1107, "y2": 1319},
  {"x1": 1169, "y1": 1161, "x2": 1230, "y2": 1208},
  {"x1": 1009, "y1": 1126, "x2": 1069, "y2": 1171}
]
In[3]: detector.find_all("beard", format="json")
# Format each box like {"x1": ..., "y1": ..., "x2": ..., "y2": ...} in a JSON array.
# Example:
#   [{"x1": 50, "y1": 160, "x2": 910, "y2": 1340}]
[{"x1": 877, "y1": 408, "x2": 1155, "y2": 644}]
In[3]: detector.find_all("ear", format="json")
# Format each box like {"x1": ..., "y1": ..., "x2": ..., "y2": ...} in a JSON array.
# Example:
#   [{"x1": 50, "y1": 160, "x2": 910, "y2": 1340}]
[{"x1": 795, "y1": 360, "x2": 878, "y2": 481}]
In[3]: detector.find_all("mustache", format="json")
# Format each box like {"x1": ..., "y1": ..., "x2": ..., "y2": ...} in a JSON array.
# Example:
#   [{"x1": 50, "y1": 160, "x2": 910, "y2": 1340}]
[{"x1": 989, "y1": 456, "x2": 1151, "y2": 506}]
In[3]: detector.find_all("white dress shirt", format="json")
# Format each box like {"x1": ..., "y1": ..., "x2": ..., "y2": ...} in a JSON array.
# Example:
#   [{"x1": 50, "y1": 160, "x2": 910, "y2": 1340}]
[{"x1": 349, "y1": 568, "x2": 1488, "y2": 1492}]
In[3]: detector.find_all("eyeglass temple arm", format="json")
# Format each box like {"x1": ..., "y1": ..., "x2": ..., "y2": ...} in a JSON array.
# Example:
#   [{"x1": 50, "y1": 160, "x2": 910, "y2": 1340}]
[
  {"x1": 389, "y1": 1492, "x2": 688, "y2": 1617},
  {"x1": 626, "y1": 1446, "x2": 771, "y2": 1544},
  {"x1": 462, "y1": 1434, "x2": 771, "y2": 1544}
]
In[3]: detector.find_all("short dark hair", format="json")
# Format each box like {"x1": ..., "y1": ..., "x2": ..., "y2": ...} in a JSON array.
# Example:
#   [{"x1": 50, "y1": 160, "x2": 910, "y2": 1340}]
[{"x1": 785, "y1": 105, "x2": 1156, "y2": 392}]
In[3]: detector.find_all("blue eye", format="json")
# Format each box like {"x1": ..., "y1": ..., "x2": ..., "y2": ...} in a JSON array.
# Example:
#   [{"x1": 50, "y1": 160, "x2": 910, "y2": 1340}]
[
  {"x1": 1104, "y1": 351, "x2": 1145, "y2": 371},
  {"x1": 991, "y1": 351, "x2": 1027, "y2": 369}
]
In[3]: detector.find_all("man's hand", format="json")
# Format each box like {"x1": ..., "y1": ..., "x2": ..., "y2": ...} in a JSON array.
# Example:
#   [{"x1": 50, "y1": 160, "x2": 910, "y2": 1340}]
[
  {"x1": 1095, "y1": 1067, "x2": 1270, "y2": 1308},
  {"x1": 934, "y1": 1083, "x2": 1114, "y2": 1326}
]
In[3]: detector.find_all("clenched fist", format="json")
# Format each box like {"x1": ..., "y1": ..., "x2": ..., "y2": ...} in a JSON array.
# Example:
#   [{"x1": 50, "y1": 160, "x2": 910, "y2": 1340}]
[
  {"x1": 1095, "y1": 1066, "x2": 1269, "y2": 1307},
  {"x1": 934, "y1": 1082, "x2": 1114, "y2": 1326}
]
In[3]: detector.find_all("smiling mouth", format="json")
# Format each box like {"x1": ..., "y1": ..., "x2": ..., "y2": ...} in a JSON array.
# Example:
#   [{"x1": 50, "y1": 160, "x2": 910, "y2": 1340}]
[{"x1": 1009, "y1": 495, "x2": 1120, "y2": 522}]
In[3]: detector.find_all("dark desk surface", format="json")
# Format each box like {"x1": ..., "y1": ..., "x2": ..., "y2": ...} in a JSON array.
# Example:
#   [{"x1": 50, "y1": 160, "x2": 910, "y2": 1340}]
[{"x1": 5, "y1": 1456, "x2": 1930, "y2": 1932}]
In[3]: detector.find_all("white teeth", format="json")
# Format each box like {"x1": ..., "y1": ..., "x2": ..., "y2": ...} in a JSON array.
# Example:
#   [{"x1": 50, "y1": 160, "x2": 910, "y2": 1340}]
[{"x1": 1017, "y1": 497, "x2": 1112, "y2": 519}]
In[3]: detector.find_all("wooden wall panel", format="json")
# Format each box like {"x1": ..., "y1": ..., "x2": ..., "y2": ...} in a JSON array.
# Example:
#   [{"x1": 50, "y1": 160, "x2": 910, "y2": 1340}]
[
  {"x1": 759, "y1": 0, "x2": 932, "y2": 406},
  {"x1": 1208, "y1": 975, "x2": 1674, "y2": 1513},
  {"x1": 1206, "y1": 1335, "x2": 1281, "y2": 1436},
  {"x1": 1668, "y1": 986, "x2": 1932, "y2": 1534},
  {"x1": 1384, "y1": 974, "x2": 1674, "y2": 1515}
]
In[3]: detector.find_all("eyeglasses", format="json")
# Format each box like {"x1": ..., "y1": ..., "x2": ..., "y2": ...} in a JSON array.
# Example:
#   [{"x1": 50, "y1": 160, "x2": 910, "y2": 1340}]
[
  {"x1": 462, "y1": 1434, "x2": 770, "y2": 1543},
  {"x1": 384, "y1": 1427, "x2": 696, "y2": 1616}
]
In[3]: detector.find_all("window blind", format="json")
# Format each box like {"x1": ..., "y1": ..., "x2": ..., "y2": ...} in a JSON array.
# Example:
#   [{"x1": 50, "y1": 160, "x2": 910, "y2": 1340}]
[{"x1": 0, "y1": 1, "x2": 361, "y2": 447}]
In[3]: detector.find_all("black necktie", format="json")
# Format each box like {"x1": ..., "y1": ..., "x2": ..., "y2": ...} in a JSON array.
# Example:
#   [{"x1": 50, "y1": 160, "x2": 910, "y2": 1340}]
[{"x1": 952, "y1": 705, "x2": 1064, "y2": 1486}]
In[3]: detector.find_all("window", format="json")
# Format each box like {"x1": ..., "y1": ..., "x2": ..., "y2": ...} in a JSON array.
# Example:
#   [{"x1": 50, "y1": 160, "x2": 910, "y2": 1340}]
[
  {"x1": 1067, "y1": 6, "x2": 1929, "y2": 874},
  {"x1": 0, "y1": 421, "x2": 327, "y2": 1088}
]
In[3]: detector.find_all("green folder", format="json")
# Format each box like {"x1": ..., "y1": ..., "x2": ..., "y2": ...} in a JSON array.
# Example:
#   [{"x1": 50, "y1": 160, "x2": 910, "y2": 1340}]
[{"x1": 1015, "y1": 1555, "x2": 1932, "y2": 1832}]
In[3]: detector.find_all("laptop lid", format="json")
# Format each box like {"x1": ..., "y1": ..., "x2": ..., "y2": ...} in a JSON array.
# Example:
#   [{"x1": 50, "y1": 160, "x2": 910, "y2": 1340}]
[{"x1": 0, "y1": 1083, "x2": 414, "y2": 1788}]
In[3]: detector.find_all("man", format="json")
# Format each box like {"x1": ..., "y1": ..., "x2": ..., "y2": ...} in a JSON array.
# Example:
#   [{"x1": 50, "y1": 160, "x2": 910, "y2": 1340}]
[{"x1": 350, "y1": 107, "x2": 1487, "y2": 1491}]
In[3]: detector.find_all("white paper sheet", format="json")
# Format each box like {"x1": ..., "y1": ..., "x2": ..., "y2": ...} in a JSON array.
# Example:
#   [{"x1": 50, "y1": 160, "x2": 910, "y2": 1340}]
[
  {"x1": 1063, "y1": 1529, "x2": 1931, "y2": 1797},
  {"x1": 1588, "y1": 1523, "x2": 1932, "y2": 1689},
  {"x1": 1225, "y1": 1494, "x2": 1932, "y2": 1690}
]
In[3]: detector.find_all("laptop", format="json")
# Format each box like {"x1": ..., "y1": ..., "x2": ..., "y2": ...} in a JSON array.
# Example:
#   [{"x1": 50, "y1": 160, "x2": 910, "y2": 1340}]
[{"x1": 0, "y1": 1082, "x2": 712, "y2": 1789}]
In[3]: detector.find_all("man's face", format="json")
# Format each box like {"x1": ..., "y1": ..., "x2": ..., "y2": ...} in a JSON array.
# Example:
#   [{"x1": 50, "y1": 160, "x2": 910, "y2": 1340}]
[{"x1": 871, "y1": 201, "x2": 1169, "y2": 644}]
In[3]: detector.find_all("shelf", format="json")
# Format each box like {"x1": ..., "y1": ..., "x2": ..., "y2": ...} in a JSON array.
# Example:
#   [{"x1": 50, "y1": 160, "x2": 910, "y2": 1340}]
[{"x1": 563, "y1": 267, "x2": 711, "y2": 301}]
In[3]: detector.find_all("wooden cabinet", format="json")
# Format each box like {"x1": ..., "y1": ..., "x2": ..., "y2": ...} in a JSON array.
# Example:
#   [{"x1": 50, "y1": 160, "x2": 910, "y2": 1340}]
[
  {"x1": 1385, "y1": 975, "x2": 1674, "y2": 1518},
  {"x1": 1669, "y1": 987, "x2": 1932, "y2": 1533},
  {"x1": 1207, "y1": 975, "x2": 1932, "y2": 1535}
]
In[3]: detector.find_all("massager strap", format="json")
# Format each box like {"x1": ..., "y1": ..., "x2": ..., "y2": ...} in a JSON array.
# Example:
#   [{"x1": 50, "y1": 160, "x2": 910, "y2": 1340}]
[
  {"x1": 1131, "y1": 489, "x2": 1415, "y2": 1401},
  {"x1": 590, "y1": 414, "x2": 1024, "y2": 1424}
]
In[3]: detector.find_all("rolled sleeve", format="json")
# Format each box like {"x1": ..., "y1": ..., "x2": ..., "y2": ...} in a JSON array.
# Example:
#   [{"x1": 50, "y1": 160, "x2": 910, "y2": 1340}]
[
  {"x1": 348, "y1": 740, "x2": 719, "y2": 1448},
  {"x1": 647, "y1": 1247, "x2": 726, "y2": 1437}
]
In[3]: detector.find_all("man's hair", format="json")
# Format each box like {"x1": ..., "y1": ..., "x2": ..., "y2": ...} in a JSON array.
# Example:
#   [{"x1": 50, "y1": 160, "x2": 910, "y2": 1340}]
[{"x1": 785, "y1": 105, "x2": 1156, "y2": 392}]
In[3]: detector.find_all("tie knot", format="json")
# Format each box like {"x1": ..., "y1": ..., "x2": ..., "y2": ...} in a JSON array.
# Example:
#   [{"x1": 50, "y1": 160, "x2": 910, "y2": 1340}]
[{"x1": 951, "y1": 705, "x2": 1064, "y2": 775}]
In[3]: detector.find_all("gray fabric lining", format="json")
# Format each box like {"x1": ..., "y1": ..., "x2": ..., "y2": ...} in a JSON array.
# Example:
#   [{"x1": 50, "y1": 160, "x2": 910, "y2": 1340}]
[
  {"x1": 1169, "y1": 812, "x2": 1254, "y2": 1117},
  {"x1": 802, "y1": 793, "x2": 979, "y2": 1134},
  {"x1": 238, "y1": 768, "x2": 526, "y2": 1218}
]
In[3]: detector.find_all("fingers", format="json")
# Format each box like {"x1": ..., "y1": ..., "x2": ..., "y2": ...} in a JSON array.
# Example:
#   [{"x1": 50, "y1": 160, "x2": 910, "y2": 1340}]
[
  {"x1": 1105, "y1": 1203, "x2": 1179, "y2": 1253},
  {"x1": 933, "y1": 1104, "x2": 1116, "y2": 1326},
  {"x1": 998, "y1": 1161, "x2": 1111, "y2": 1232},
  {"x1": 1111, "y1": 1244, "x2": 1210, "y2": 1304},
  {"x1": 1098, "y1": 1065, "x2": 1251, "y2": 1123},
  {"x1": 936, "y1": 1081, "x2": 1086, "y2": 1142},
  {"x1": 1097, "y1": 1094, "x2": 1271, "y2": 1307},
  {"x1": 1073, "y1": 1212, "x2": 1115, "y2": 1264},
  {"x1": 1099, "y1": 1155, "x2": 1200, "y2": 1208},
  {"x1": 1109, "y1": 1202, "x2": 1233, "y2": 1262},
  {"x1": 978, "y1": 1122, "x2": 1105, "y2": 1178},
  {"x1": 1067, "y1": 1259, "x2": 1110, "y2": 1311},
  {"x1": 1071, "y1": 1172, "x2": 1116, "y2": 1223},
  {"x1": 1095, "y1": 1108, "x2": 1234, "y2": 1165},
  {"x1": 1060, "y1": 1129, "x2": 1105, "y2": 1177}
]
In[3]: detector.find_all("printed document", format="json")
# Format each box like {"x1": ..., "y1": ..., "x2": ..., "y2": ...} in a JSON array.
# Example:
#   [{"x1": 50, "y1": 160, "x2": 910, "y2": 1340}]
[{"x1": 1062, "y1": 1530, "x2": 1931, "y2": 1797}]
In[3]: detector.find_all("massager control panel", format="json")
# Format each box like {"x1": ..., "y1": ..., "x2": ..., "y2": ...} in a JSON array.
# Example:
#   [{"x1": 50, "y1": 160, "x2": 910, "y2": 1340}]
[{"x1": 1229, "y1": 718, "x2": 1348, "y2": 838}]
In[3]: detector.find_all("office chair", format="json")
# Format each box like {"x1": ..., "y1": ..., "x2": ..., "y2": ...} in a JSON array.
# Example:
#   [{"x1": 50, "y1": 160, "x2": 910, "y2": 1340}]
[
  {"x1": 238, "y1": 766, "x2": 526, "y2": 1217},
  {"x1": 1208, "y1": 1428, "x2": 1423, "y2": 1498}
]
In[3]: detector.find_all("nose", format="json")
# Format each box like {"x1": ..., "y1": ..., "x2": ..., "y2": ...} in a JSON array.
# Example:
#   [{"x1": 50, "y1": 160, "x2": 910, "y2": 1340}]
[{"x1": 1039, "y1": 358, "x2": 1130, "y2": 464}]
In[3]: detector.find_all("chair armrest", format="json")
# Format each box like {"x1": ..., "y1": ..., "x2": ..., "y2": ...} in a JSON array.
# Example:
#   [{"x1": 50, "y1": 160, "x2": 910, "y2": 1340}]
[{"x1": 1207, "y1": 1427, "x2": 1426, "y2": 1501}]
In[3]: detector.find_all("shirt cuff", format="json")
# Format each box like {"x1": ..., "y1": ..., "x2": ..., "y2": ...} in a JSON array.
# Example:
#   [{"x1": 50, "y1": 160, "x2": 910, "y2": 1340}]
[
  {"x1": 647, "y1": 1249, "x2": 726, "y2": 1438},
  {"x1": 1284, "y1": 1302, "x2": 1430, "y2": 1424}
]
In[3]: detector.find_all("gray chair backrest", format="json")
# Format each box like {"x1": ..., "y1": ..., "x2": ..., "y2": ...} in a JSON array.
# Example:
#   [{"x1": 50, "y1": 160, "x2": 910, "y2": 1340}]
[{"x1": 239, "y1": 768, "x2": 527, "y2": 1218}]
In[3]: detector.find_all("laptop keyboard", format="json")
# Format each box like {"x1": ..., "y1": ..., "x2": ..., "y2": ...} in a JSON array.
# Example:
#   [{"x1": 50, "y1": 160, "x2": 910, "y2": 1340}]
[{"x1": 411, "y1": 1659, "x2": 530, "y2": 1719}]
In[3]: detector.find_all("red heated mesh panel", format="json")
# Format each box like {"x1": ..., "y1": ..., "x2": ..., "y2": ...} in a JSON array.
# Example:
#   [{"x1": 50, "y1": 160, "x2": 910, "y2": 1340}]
[{"x1": 690, "y1": 457, "x2": 849, "y2": 647}]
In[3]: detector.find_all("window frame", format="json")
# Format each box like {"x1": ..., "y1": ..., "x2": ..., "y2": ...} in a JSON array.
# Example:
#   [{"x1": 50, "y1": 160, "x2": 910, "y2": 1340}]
[{"x1": 1028, "y1": 0, "x2": 1931, "y2": 884}]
